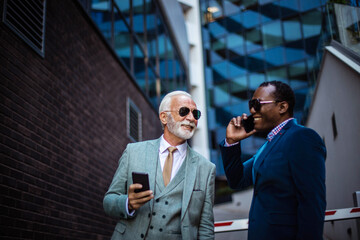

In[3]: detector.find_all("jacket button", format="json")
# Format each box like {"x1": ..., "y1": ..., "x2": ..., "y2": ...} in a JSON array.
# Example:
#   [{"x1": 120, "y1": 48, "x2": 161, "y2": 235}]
[
  {"x1": 159, "y1": 228, "x2": 163, "y2": 232},
  {"x1": 141, "y1": 234, "x2": 144, "y2": 238},
  {"x1": 156, "y1": 199, "x2": 159, "y2": 203},
  {"x1": 162, "y1": 215, "x2": 166, "y2": 219}
]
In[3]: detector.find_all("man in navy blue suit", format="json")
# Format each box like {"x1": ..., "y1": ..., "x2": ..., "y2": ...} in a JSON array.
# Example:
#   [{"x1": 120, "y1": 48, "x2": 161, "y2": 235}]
[{"x1": 220, "y1": 81, "x2": 326, "y2": 240}]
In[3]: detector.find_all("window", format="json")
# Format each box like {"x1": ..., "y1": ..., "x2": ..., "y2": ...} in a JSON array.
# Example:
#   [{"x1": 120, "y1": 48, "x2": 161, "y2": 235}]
[
  {"x1": 3, "y1": 0, "x2": 47, "y2": 57},
  {"x1": 127, "y1": 99, "x2": 142, "y2": 142}
]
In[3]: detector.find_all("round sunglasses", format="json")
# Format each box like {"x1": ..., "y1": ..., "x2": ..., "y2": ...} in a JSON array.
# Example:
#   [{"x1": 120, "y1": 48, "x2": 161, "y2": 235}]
[{"x1": 164, "y1": 107, "x2": 201, "y2": 120}]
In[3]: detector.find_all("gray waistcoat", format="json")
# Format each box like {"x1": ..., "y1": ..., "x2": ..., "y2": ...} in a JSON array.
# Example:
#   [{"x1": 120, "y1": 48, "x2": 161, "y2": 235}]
[{"x1": 145, "y1": 159, "x2": 186, "y2": 240}]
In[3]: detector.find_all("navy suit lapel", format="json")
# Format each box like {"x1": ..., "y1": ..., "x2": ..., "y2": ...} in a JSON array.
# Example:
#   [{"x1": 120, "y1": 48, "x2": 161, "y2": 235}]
[{"x1": 253, "y1": 120, "x2": 295, "y2": 184}]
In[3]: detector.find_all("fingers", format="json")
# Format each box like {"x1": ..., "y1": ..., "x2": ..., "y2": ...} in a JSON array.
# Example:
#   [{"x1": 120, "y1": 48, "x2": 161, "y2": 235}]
[{"x1": 128, "y1": 184, "x2": 154, "y2": 211}]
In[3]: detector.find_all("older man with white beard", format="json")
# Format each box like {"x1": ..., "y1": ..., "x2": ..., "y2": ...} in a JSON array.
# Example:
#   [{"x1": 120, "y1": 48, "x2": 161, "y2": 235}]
[{"x1": 103, "y1": 91, "x2": 216, "y2": 240}]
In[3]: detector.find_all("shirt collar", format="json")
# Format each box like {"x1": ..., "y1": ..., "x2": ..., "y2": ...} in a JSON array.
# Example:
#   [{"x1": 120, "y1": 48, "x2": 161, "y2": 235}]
[
  {"x1": 267, "y1": 118, "x2": 294, "y2": 141},
  {"x1": 160, "y1": 135, "x2": 187, "y2": 156}
]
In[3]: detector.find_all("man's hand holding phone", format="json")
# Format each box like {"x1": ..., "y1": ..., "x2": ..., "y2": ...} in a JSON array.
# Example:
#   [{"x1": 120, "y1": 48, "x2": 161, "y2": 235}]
[
  {"x1": 128, "y1": 172, "x2": 154, "y2": 211},
  {"x1": 226, "y1": 114, "x2": 256, "y2": 144}
]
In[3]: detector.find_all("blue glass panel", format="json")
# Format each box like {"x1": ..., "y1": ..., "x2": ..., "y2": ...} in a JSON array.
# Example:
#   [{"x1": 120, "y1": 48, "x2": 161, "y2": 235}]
[
  {"x1": 113, "y1": 9, "x2": 131, "y2": 71},
  {"x1": 223, "y1": 0, "x2": 241, "y2": 16},
  {"x1": 214, "y1": 82, "x2": 230, "y2": 106},
  {"x1": 260, "y1": 2, "x2": 280, "y2": 23},
  {"x1": 283, "y1": 16, "x2": 302, "y2": 41},
  {"x1": 276, "y1": 0, "x2": 299, "y2": 17},
  {"x1": 247, "y1": 51, "x2": 264, "y2": 72},
  {"x1": 91, "y1": 0, "x2": 112, "y2": 43},
  {"x1": 207, "y1": 0, "x2": 223, "y2": 20},
  {"x1": 212, "y1": 61, "x2": 228, "y2": 82},
  {"x1": 299, "y1": 0, "x2": 322, "y2": 11},
  {"x1": 148, "y1": 66, "x2": 158, "y2": 106},
  {"x1": 114, "y1": 0, "x2": 130, "y2": 24},
  {"x1": 245, "y1": 27, "x2": 262, "y2": 53},
  {"x1": 288, "y1": 61, "x2": 308, "y2": 89},
  {"x1": 249, "y1": 73, "x2": 265, "y2": 90},
  {"x1": 133, "y1": 0, "x2": 145, "y2": 45},
  {"x1": 230, "y1": 75, "x2": 248, "y2": 102},
  {"x1": 285, "y1": 43, "x2": 305, "y2": 63},
  {"x1": 211, "y1": 37, "x2": 227, "y2": 63},
  {"x1": 215, "y1": 106, "x2": 233, "y2": 125},
  {"x1": 146, "y1": 0, "x2": 157, "y2": 67},
  {"x1": 227, "y1": 14, "x2": 243, "y2": 31},
  {"x1": 208, "y1": 19, "x2": 227, "y2": 39},
  {"x1": 134, "y1": 41, "x2": 146, "y2": 92},
  {"x1": 262, "y1": 21, "x2": 283, "y2": 49},
  {"x1": 229, "y1": 57, "x2": 246, "y2": 77},
  {"x1": 228, "y1": 32, "x2": 245, "y2": 58},
  {"x1": 266, "y1": 67, "x2": 288, "y2": 82},
  {"x1": 243, "y1": 9, "x2": 261, "y2": 29},
  {"x1": 265, "y1": 46, "x2": 285, "y2": 67},
  {"x1": 302, "y1": 10, "x2": 322, "y2": 38}
]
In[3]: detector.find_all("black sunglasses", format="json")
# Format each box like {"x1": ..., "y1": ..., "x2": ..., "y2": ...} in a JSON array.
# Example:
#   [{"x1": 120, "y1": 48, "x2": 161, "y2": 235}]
[
  {"x1": 165, "y1": 107, "x2": 201, "y2": 120},
  {"x1": 249, "y1": 98, "x2": 278, "y2": 112}
]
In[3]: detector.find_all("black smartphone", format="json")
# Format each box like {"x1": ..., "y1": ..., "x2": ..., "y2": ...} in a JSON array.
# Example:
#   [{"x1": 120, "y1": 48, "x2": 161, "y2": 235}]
[
  {"x1": 241, "y1": 115, "x2": 254, "y2": 133},
  {"x1": 132, "y1": 172, "x2": 150, "y2": 193}
]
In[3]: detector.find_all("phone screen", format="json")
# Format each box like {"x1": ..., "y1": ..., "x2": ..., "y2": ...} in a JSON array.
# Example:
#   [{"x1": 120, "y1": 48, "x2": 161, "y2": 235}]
[
  {"x1": 132, "y1": 172, "x2": 150, "y2": 193},
  {"x1": 241, "y1": 115, "x2": 254, "y2": 133}
]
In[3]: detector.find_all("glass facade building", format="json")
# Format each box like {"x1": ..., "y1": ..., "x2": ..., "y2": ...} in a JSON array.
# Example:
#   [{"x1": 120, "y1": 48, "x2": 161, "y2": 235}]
[
  {"x1": 88, "y1": 0, "x2": 189, "y2": 108},
  {"x1": 200, "y1": 0, "x2": 351, "y2": 175}
]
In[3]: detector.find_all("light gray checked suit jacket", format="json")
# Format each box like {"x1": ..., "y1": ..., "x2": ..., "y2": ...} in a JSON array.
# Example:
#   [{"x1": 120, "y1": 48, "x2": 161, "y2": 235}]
[{"x1": 103, "y1": 138, "x2": 216, "y2": 240}]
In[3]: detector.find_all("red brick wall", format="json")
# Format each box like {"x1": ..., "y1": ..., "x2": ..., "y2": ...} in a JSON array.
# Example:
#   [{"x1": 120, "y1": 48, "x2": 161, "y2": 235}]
[{"x1": 0, "y1": 0, "x2": 162, "y2": 239}]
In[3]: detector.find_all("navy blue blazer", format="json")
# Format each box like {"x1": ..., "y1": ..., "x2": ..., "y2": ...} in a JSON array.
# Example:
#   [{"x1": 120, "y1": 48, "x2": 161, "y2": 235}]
[{"x1": 220, "y1": 120, "x2": 326, "y2": 240}]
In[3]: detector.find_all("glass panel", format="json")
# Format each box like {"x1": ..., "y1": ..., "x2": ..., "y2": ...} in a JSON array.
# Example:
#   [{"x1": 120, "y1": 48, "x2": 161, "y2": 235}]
[
  {"x1": 146, "y1": 0, "x2": 157, "y2": 67},
  {"x1": 227, "y1": 14, "x2": 243, "y2": 31},
  {"x1": 223, "y1": 0, "x2": 241, "y2": 16},
  {"x1": 266, "y1": 67, "x2": 288, "y2": 82},
  {"x1": 207, "y1": 0, "x2": 223, "y2": 21},
  {"x1": 242, "y1": 8, "x2": 261, "y2": 29},
  {"x1": 265, "y1": 46, "x2": 285, "y2": 67},
  {"x1": 91, "y1": 0, "x2": 112, "y2": 43},
  {"x1": 212, "y1": 61, "x2": 228, "y2": 82},
  {"x1": 289, "y1": 61, "x2": 308, "y2": 89},
  {"x1": 247, "y1": 51, "x2": 264, "y2": 72},
  {"x1": 228, "y1": 32, "x2": 245, "y2": 58},
  {"x1": 262, "y1": 21, "x2": 283, "y2": 49},
  {"x1": 113, "y1": 7, "x2": 131, "y2": 71},
  {"x1": 302, "y1": 10, "x2": 322, "y2": 38},
  {"x1": 276, "y1": 0, "x2": 299, "y2": 18},
  {"x1": 249, "y1": 73, "x2": 265, "y2": 91},
  {"x1": 242, "y1": 0, "x2": 257, "y2": 8},
  {"x1": 214, "y1": 82, "x2": 230, "y2": 106},
  {"x1": 230, "y1": 75, "x2": 248, "y2": 102},
  {"x1": 229, "y1": 57, "x2": 246, "y2": 77},
  {"x1": 134, "y1": 40, "x2": 146, "y2": 92},
  {"x1": 148, "y1": 66, "x2": 158, "y2": 106},
  {"x1": 133, "y1": 0, "x2": 145, "y2": 45},
  {"x1": 211, "y1": 37, "x2": 227, "y2": 63},
  {"x1": 260, "y1": 2, "x2": 280, "y2": 23},
  {"x1": 114, "y1": 0, "x2": 130, "y2": 25},
  {"x1": 285, "y1": 41, "x2": 305, "y2": 63},
  {"x1": 299, "y1": 0, "x2": 322, "y2": 12},
  {"x1": 208, "y1": 19, "x2": 227, "y2": 39},
  {"x1": 245, "y1": 27, "x2": 262, "y2": 53},
  {"x1": 283, "y1": 16, "x2": 302, "y2": 42}
]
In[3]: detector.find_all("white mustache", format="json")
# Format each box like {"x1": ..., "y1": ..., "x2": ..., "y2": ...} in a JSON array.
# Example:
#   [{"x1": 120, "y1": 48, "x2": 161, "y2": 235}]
[{"x1": 180, "y1": 120, "x2": 196, "y2": 128}]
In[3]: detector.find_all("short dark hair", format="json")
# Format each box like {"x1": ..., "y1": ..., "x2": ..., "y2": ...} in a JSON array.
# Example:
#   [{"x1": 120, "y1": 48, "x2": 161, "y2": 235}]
[{"x1": 259, "y1": 81, "x2": 295, "y2": 116}]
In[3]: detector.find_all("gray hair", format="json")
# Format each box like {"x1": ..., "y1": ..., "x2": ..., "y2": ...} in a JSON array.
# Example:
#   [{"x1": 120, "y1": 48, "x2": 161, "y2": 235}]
[{"x1": 158, "y1": 91, "x2": 192, "y2": 114}]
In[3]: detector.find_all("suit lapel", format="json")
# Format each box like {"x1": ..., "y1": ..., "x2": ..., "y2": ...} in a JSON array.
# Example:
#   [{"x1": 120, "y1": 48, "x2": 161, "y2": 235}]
[
  {"x1": 181, "y1": 145, "x2": 198, "y2": 220},
  {"x1": 144, "y1": 138, "x2": 161, "y2": 212},
  {"x1": 253, "y1": 120, "x2": 295, "y2": 184}
]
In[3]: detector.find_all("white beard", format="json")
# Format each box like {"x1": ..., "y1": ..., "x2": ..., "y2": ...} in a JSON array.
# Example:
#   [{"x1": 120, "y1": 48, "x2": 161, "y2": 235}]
[{"x1": 167, "y1": 114, "x2": 196, "y2": 140}]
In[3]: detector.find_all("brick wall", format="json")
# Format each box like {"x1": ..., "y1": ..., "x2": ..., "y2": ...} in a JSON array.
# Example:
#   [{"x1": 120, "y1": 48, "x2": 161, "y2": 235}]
[{"x1": 0, "y1": 0, "x2": 162, "y2": 239}]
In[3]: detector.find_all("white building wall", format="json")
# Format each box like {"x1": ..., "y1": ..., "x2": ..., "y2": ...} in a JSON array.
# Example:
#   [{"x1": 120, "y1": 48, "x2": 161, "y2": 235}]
[
  {"x1": 306, "y1": 44, "x2": 360, "y2": 240},
  {"x1": 178, "y1": 0, "x2": 210, "y2": 160}
]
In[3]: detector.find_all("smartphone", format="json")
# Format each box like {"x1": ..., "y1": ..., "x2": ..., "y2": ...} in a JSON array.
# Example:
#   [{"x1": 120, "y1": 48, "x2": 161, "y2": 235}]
[
  {"x1": 132, "y1": 172, "x2": 150, "y2": 193},
  {"x1": 241, "y1": 115, "x2": 254, "y2": 133}
]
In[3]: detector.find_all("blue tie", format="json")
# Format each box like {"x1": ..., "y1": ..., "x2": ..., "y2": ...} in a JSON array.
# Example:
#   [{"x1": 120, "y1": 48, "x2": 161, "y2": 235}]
[{"x1": 252, "y1": 141, "x2": 268, "y2": 184}]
